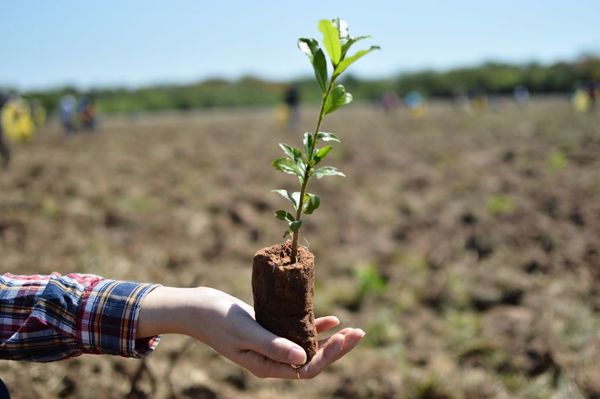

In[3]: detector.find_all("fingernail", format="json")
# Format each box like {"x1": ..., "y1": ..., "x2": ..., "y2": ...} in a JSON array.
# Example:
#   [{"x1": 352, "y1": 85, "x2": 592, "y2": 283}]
[
  {"x1": 357, "y1": 329, "x2": 366, "y2": 338},
  {"x1": 289, "y1": 346, "x2": 307, "y2": 365}
]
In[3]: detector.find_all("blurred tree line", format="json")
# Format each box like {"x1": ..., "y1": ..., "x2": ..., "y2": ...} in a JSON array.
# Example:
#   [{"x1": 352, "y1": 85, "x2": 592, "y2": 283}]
[{"x1": 9, "y1": 55, "x2": 600, "y2": 115}]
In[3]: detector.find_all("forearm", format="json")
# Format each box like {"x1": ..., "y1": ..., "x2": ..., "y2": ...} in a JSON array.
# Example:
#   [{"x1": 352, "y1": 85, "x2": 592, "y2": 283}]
[
  {"x1": 136, "y1": 286, "x2": 250, "y2": 343},
  {"x1": 136, "y1": 286, "x2": 202, "y2": 338}
]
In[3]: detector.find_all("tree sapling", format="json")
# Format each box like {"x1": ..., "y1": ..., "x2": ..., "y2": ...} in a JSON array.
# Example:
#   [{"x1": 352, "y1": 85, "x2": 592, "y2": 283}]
[{"x1": 252, "y1": 18, "x2": 379, "y2": 363}]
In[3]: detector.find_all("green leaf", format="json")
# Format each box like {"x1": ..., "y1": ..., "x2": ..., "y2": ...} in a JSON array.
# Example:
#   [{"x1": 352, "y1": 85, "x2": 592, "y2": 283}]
[
  {"x1": 303, "y1": 193, "x2": 320, "y2": 214},
  {"x1": 341, "y1": 35, "x2": 370, "y2": 57},
  {"x1": 316, "y1": 131, "x2": 341, "y2": 143},
  {"x1": 332, "y1": 18, "x2": 349, "y2": 45},
  {"x1": 279, "y1": 143, "x2": 302, "y2": 162},
  {"x1": 290, "y1": 192, "x2": 302, "y2": 209},
  {"x1": 275, "y1": 209, "x2": 295, "y2": 222},
  {"x1": 272, "y1": 189, "x2": 298, "y2": 210},
  {"x1": 303, "y1": 132, "x2": 314, "y2": 156},
  {"x1": 313, "y1": 146, "x2": 332, "y2": 164},
  {"x1": 289, "y1": 219, "x2": 302, "y2": 232},
  {"x1": 334, "y1": 45, "x2": 380, "y2": 78},
  {"x1": 324, "y1": 85, "x2": 353, "y2": 115},
  {"x1": 314, "y1": 166, "x2": 345, "y2": 179},
  {"x1": 318, "y1": 19, "x2": 342, "y2": 66},
  {"x1": 272, "y1": 158, "x2": 303, "y2": 178},
  {"x1": 297, "y1": 38, "x2": 328, "y2": 93}
]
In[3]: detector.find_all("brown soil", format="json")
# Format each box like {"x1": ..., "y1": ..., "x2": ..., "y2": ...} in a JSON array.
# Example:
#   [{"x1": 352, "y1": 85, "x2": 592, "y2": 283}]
[
  {"x1": 252, "y1": 242, "x2": 317, "y2": 362},
  {"x1": 1, "y1": 100, "x2": 599, "y2": 398}
]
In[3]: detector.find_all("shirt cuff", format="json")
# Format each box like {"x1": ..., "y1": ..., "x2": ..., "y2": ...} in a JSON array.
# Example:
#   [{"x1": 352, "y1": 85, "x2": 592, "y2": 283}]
[{"x1": 76, "y1": 278, "x2": 161, "y2": 358}]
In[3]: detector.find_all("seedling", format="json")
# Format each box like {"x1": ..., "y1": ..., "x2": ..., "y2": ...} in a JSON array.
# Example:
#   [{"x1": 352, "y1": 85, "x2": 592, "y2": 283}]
[
  {"x1": 272, "y1": 18, "x2": 379, "y2": 263},
  {"x1": 253, "y1": 18, "x2": 378, "y2": 362}
]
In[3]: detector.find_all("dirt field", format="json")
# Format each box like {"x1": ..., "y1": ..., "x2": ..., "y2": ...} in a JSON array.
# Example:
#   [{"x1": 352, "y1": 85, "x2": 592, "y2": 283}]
[{"x1": 1, "y1": 99, "x2": 599, "y2": 398}]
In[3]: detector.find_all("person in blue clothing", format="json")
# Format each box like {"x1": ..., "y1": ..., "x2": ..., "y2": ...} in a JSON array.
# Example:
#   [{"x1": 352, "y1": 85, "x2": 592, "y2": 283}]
[{"x1": 59, "y1": 94, "x2": 77, "y2": 135}]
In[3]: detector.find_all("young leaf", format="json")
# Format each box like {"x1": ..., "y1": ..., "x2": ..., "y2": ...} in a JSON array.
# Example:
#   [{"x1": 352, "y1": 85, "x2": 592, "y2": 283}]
[
  {"x1": 272, "y1": 158, "x2": 303, "y2": 178},
  {"x1": 334, "y1": 46, "x2": 381, "y2": 78},
  {"x1": 275, "y1": 209, "x2": 295, "y2": 222},
  {"x1": 332, "y1": 18, "x2": 349, "y2": 44},
  {"x1": 314, "y1": 166, "x2": 346, "y2": 179},
  {"x1": 272, "y1": 189, "x2": 298, "y2": 210},
  {"x1": 289, "y1": 219, "x2": 302, "y2": 232},
  {"x1": 313, "y1": 146, "x2": 333, "y2": 164},
  {"x1": 303, "y1": 132, "x2": 314, "y2": 157},
  {"x1": 341, "y1": 35, "x2": 370, "y2": 57},
  {"x1": 317, "y1": 131, "x2": 341, "y2": 143},
  {"x1": 290, "y1": 191, "x2": 302, "y2": 208},
  {"x1": 324, "y1": 85, "x2": 353, "y2": 115},
  {"x1": 303, "y1": 193, "x2": 320, "y2": 214},
  {"x1": 318, "y1": 19, "x2": 342, "y2": 66},
  {"x1": 297, "y1": 38, "x2": 328, "y2": 93},
  {"x1": 279, "y1": 143, "x2": 303, "y2": 162}
]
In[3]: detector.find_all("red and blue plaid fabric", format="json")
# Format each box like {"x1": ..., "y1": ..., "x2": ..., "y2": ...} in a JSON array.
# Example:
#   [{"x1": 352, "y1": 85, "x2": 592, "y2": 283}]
[{"x1": 0, "y1": 272, "x2": 160, "y2": 362}]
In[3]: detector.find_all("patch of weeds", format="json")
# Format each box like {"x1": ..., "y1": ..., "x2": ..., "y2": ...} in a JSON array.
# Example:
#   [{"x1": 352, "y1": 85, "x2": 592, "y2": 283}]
[
  {"x1": 486, "y1": 195, "x2": 516, "y2": 216},
  {"x1": 363, "y1": 309, "x2": 403, "y2": 347},
  {"x1": 443, "y1": 310, "x2": 481, "y2": 355},
  {"x1": 406, "y1": 372, "x2": 456, "y2": 399},
  {"x1": 548, "y1": 150, "x2": 567, "y2": 171},
  {"x1": 40, "y1": 198, "x2": 61, "y2": 220},
  {"x1": 549, "y1": 296, "x2": 600, "y2": 354},
  {"x1": 457, "y1": 338, "x2": 511, "y2": 372},
  {"x1": 513, "y1": 372, "x2": 555, "y2": 399},
  {"x1": 345, "y1": 263, "x2": 388, "y2": 311},
  {"x1": 395, "y1": 289, "x2": 419, "y2": 313},
  {"x1": 115, "y1": 195, "x2": 158, "y2": 213},
  {"x1": 445, "y1": 272, "x2": 470, "y2": 309}
]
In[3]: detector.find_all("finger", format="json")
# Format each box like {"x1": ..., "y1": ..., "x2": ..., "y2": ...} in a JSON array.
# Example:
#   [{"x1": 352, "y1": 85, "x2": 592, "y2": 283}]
[
  {"x1": 300, "y1": 329, "x2": 365, "y2": 379},
  {"x1": 318, "y1": 327, "x2": 355, "y2": 347},
  {"x1": 315, "y1": 316, "x2": 340, "y2": 333}
]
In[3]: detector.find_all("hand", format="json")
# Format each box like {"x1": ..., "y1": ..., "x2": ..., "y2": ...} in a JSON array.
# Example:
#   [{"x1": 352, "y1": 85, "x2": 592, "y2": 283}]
[{"x1": 137, "y1": 286, "x2": 365, "y2": 379}]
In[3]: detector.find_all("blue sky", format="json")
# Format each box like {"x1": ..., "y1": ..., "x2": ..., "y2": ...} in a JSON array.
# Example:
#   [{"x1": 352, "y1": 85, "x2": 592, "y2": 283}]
[{"x1": 1, "y1": 1, "x2": 599, "y2": 90}]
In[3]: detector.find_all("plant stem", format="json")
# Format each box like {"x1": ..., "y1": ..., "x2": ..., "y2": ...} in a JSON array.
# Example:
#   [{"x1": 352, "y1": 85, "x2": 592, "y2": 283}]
[{"x1": 290, "y1": 78, "x2": 336, "y2": 263}]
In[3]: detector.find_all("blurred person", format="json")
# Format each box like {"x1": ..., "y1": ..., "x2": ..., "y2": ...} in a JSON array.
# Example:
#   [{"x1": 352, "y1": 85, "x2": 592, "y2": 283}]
[
  {"x1": 513, "y1": 85, "x2": 530, "y2": 104},
  {"x1": 59, "y1": 94, "x2": 77, "y2": 134},
  {"x1": 572, "y1": 86, "x2": 591, "y2": 113},
  {"x1": 283, "y1": 85, "x2": 300, "y2": 131},
  {"x1": 380, "y1": 91, "x2": 399, "y2": 114},
  {"x1": 78, "y1": 95, "x2": 97, "y2": 131},
  {"x1": 0, "y1": 92, "x2": 10, "y2": 168},
  {"x1": 467, "y1": 86, "x2": 487, "y2": 113},
  {"x1": 404, "y1": 90, "x2": 427, "y2": 119},
  {"x1": 587, "y1": 81, "x2": 597, "y2": 110},
  {"x1": 1, "y1": 96, "x2": 36, "y2": 152},
  {"x1": 0, "y1": 272, "x2": 364, "y2": 383}
]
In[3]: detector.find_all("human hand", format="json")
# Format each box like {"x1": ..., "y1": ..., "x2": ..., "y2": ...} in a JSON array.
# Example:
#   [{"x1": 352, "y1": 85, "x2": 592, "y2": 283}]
[{"x1": 137, "y1": 286, "x2": 365, "y2": 379}]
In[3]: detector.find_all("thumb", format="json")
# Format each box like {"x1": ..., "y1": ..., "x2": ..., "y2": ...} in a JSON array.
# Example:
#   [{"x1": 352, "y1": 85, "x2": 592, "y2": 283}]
[{"x1": 244, "y1": 322, "x2": 307, "y2": 365}]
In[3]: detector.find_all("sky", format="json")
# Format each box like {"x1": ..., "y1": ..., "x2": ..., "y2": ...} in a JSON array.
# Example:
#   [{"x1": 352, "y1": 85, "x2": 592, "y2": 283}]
[{"x1": 1, "y1": 1, "x2": 599, "y2": 90}]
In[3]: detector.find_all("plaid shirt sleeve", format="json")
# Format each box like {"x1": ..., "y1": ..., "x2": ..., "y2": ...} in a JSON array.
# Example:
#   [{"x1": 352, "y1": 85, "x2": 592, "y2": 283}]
[{"x1": 0, "y1": 272, "x2": 161, "y2": 362}]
